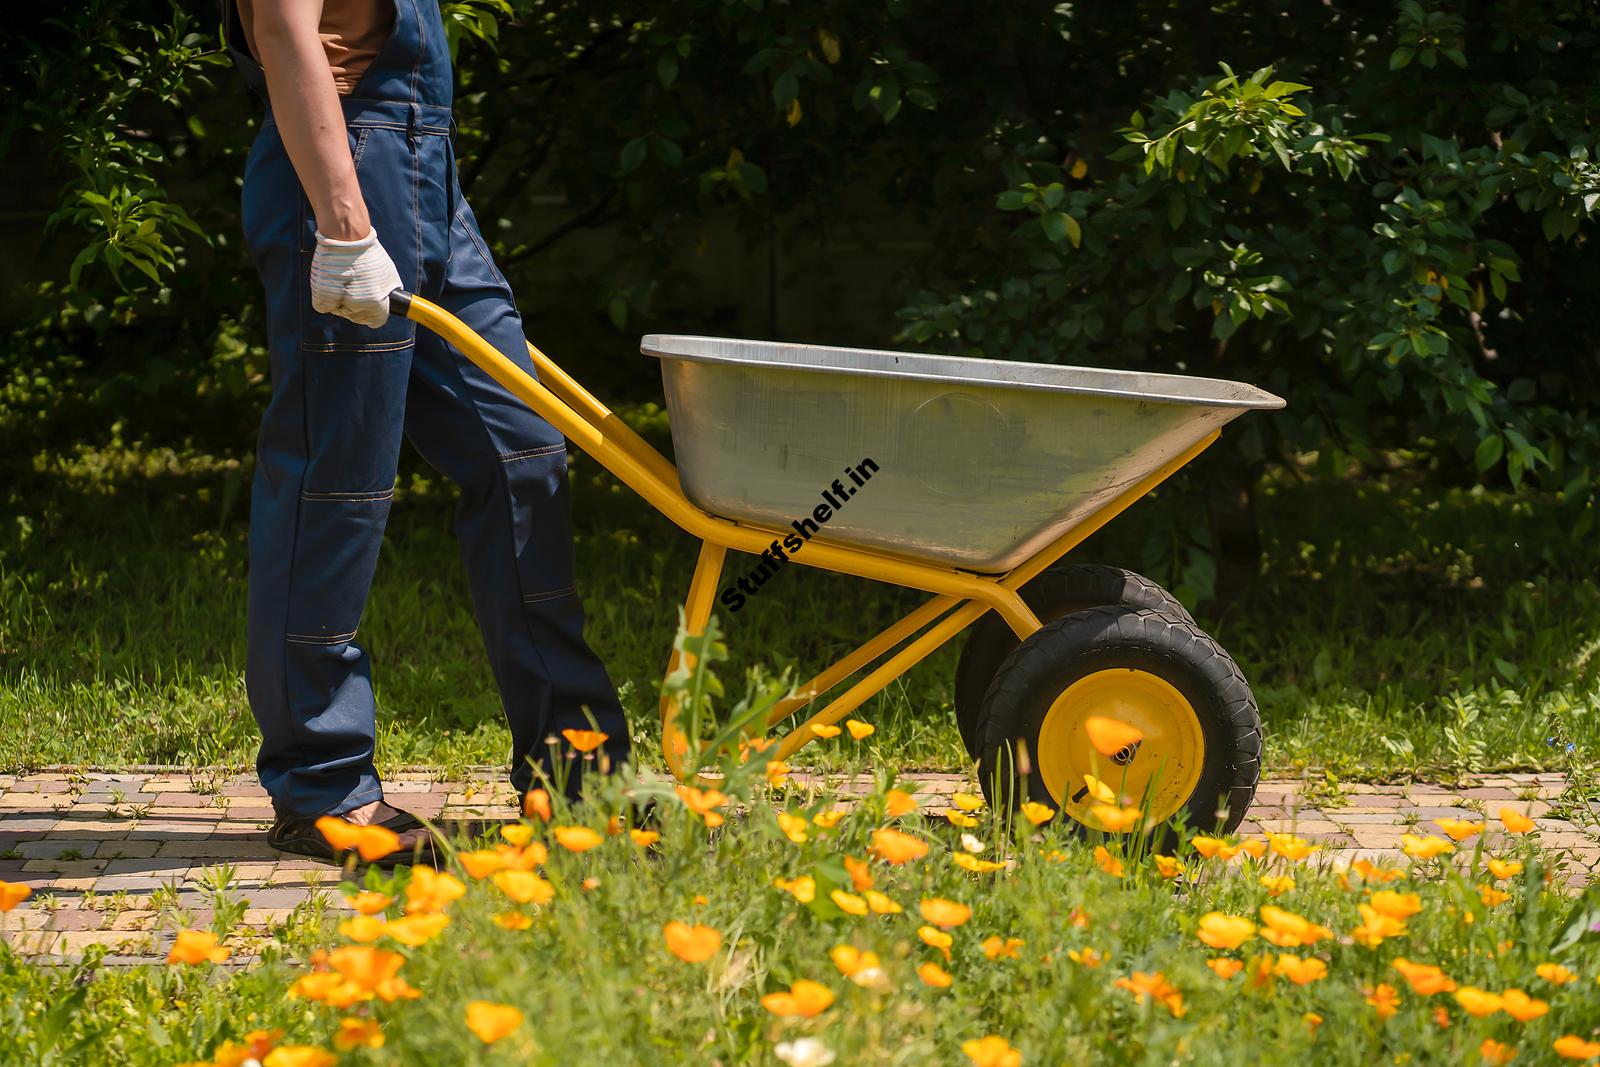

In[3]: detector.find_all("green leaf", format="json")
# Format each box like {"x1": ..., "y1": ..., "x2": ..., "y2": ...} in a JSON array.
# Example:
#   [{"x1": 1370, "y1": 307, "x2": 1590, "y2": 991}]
[
  {"x1": 1167, "y1": 193, "x2": 1186, "y2": 230},
  {"x1": 1474, "y1": 434, "x2": 1504, "y2": 471},
  {"x1": 618, "y1": 137, "x2": 648, "y2": 175},
  {"x1": 1062, "y1": 213, "x2": 1082, "y2": 248},
  {"x1": 658, "y1": 53, "x2": 679, "y2": 87},
  {"x1": 1389, "y1": 47, "x2": 1414, "y2": 70}
]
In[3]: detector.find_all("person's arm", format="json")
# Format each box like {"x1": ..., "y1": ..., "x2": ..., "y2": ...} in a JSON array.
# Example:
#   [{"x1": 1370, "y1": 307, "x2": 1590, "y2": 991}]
[{"x1": 251, "y1": 0, "x2": 400, "y2": 327}]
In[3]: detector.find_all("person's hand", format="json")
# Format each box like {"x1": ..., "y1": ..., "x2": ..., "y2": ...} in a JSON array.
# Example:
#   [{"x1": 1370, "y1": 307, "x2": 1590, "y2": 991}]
[{"x1": 310, "y1": 228, "x2": 403, "y2": 328}]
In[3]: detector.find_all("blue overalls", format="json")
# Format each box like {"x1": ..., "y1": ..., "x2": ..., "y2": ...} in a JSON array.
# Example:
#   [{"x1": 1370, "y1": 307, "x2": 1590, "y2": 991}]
[{"x1": 224, "y1": 0, "x2": 629, "y2": 817}]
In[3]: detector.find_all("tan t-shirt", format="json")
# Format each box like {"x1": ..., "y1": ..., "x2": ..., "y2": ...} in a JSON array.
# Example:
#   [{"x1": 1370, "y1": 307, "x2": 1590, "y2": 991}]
[{"x1": 237, "y1": 0, "x2": 395, "y2": 95}]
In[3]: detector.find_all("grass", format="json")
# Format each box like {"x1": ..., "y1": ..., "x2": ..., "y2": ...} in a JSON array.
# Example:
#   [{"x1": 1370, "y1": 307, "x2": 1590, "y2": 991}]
[
  {"x1": 1, "y1": 755, "x2": 1598, "y2": 1064},
  {"x1": 1, "y1": 416, "x2": 1598, "y2": 781}
]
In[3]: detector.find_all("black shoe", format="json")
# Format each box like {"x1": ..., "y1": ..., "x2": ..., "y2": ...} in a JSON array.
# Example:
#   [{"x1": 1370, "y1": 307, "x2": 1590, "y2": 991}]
[{"x1": 267, "y1": 806, "x2": 441, "y2": 869}]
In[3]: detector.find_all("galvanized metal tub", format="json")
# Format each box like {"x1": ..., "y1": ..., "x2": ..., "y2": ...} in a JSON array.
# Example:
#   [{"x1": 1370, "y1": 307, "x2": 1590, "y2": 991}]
[{"x1": 641, "y1": 336, "x2": 1285, "y2": 573}]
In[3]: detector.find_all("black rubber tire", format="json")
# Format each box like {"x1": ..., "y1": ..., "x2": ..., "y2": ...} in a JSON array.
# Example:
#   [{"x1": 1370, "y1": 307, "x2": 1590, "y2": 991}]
[
  {"x1": 976, "y1": 605, "x2": 1262, "y2": 837},
  {"x1": 953, "y1": 565, "x2": 1194, "y2": 758}
]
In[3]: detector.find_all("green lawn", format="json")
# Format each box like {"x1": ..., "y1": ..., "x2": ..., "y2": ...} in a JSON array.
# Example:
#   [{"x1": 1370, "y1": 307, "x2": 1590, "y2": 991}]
[{"x1": 1, "y1": 415, "x2": 1596, "y2": 782}]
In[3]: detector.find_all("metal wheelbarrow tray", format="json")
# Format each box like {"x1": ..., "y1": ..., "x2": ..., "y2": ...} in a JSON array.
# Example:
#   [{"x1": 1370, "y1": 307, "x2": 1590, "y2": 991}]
[
  {"x1": 642, "y1": 335, "x2": 1284, "y2": 572},
  {"x1": 393, "y1": 291, "x2": 1285, "y2": 837}
]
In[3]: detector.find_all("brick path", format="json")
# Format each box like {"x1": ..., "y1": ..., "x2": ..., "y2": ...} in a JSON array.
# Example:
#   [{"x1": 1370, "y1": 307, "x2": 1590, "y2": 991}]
[{"x1": 0, "y1": 769, "x2": 1593, "y2": 964}]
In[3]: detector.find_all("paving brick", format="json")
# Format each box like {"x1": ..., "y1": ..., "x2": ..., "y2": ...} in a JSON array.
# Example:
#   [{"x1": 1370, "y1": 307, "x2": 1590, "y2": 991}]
[
  {"x1": 46, "y1": 909, "x2": 106, "y2": 931},
  {"x1": 22, "y1": 858, "x2": 110, "y2": 876},
  {"x1": 46, "y1": 819, "x2": 136, "y2": 840},
  {"x1": 14, "y1": 839, "x2": 100, "y2": 859}
]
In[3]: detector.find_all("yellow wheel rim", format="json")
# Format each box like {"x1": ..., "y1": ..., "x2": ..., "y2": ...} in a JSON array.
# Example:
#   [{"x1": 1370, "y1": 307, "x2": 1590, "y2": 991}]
[{"x1": 1035, "y1": 668, "x2": 1205, "y2": 830}]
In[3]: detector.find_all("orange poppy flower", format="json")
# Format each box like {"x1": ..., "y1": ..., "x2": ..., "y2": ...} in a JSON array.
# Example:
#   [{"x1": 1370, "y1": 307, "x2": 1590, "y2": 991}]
[
  {"x1": 385, "y1": 913, "x2": 449, "y2": 947},
  {"x1": 1498, "y1": 808, "x2": 1536, "y2": 834},
  {"x1": 522, "y1": 789, "x2": 552, "y2": 822},
  {"x1": 1500, "y1": 988, "x2": 1548, "y2": 1022},
  {"x1": 315, "y1": 817, "x2": 400, "y2": 862},
  {"x1": 662, "y1": 920, "x2": 721, "y2": 963},
  {"x1": 552, "y1": 825, "x2": 603, "y2": 852},
  {"x1": 1207, "y1": 958, "x2": 1243, "y2": 980},
  {"x1": 0, "y1": 881, "x2": 33, "y2": 912},
  {"x1": 765, "y1": 760, "x2": 791, "y2": 787},
  {"x1": 1364, "y1": 982, "x2": 1401, "y2": 1019},
  {"x1": 1434, "y1": 818, "x2": 1484, "y2": 841},
  {"x1": 829, "y1": 944, "x2": 881, "y2": 978},
  {"x1": 1090, "y1": 805, "x2": 1142, "y2": 833},
  {"x1": 344, "y1": 890, "x2": 393, "y2": 915},
  {"x1": 884, "y1": 790, "x2": 919, "y2": 818},
  {"x1": 1273, "y1": 954, "x2": 1327, "y2": 985},
  {"x1": 1267, "y1": 833, "x2": 1318, "y2": 862},
  {"x1": 337, "y1": 915, "x2": 387, "y2": 943},
  {"x1": 630, "y1": 828, "x2": 660, "y2": 847},
  {"x1": 1488, "y1": 859, "x2": 1524, "y2": 880},
  {"x1": 167, "y1": 929, "x2": 230, "y2": 965},
  {"x1": 676, "y1": 785, "x2": 728, "y2": 828},
  {"x1": 328, "y1": 945, "x2": 405, "y2": 990},
  {"x1": 1401, "y1": 834, "x2": 1455, "y2": 859},
  {"x1": 844, "y1": 855, "x2": 874, "y2": 891},
  {"x1": 1479, "y1": 884, "x2": 1512, "y2": 907},
  {"x1": 1153, "y1": 855, "x2": 1185, "y2": 880},
  {"x1": 1190, "y1": 835, "x2": 1241, "y2": 861},
  {"x1": 1536, "y1": 963, "x2": 1577, "y2": 985},
  {"x1": 1351, "y1": 904, "x2": 1407, "y2": 948},
  {"x1": 761, "y1": 979, "x2": 835, "y2": 1018},
  {"x1": 1197, "y1": 912, "x2": 1256, "y2": 950},
  {"x1": 773, "y1": 874, "x2": 816, "y2": 903},
  {"x1": 561, "y1": 728, "x2": 608, "y2": 753},
  {"x1": 1369, "y1": 890, "x2": 1422, "y2": 920},
  {"x1": 1114, "y1": 971, "x2": 1185, "y2": 1016},
  {"x1": 961, "y1": 1035, "x2": 1022, "y2": 1067},
  {"x1": 404, "y1": 866, "x2": 466, "y2": 914},
  {"x1": 1351, "y1": 858, "x2": 1403, "y2": 883},
  {"x1": 1258, "y1": 905, "x2": 1332, "y2": 947},
  {"x1": 918, "y1": 961, "x2": 953, "y2": 988},
  {"x1": 261, "y1": 1046, "x2": 336, "y2": 1067},
  {"x1": 811, "y1": 723, "x2": 842, "y2": 739},
  {"x1": 865, "y1": 891, "x2": 902, "y2": 914},
  {"x1": 1554, "y1": 1035, "x2": 1600, "y2": 1059},
  {"x1": 332, "y1": 1017, "x2": 384, "y2": 1051},
  {"x1": 845, "y1": 719, "x2": 875, "y2": 740},
  {"x1": 1392, "y1": 958, "x2": 1457, "y2": 996},
  {"x1": 1478, "y1": 1039, "x2": 1516, "y2": 1066},
  {"x1": 1094, "y1": 846, "x2": 1125, "y2": 877},
  {"x1": 465, "y1": 1001, "x2": 523, "y2": 1044},
  {"x1": 871, "y1": 827, "x2": 929, "y2": 864},
  {"x1": 458, "y1": 850, "x2": 511, "y2": 880},
  {"x1": 493, "y1": 912, "x2": 533, "y2": 930},
  {"x1": 1454, "y1": 987, "x2": 1503, "y2": 1018},
  {"x1": 814, "y1": 808, "x2": 848, "y2": 830},
  {"x1": 981, "y1": 936, "x2": 1024, "y2": 960},
  {"x1": 831, "y1": 890, "x2": 869, "y2": 916},
  {"x1": 1084, "y1": 716, "x2": 1142, "y2": 758},
  {"x1": 919, "y1": 897, "x2": 972, "y2": 928},
  {"x1": 492, "y1": 870, "x2": 555, "y2": 906},
  {"x1": 918, "y1": 925, "x2": 953, "y2": 959},
  {"x1": 1259, "y1": 874, "x2": 1295, "y2": 897}
]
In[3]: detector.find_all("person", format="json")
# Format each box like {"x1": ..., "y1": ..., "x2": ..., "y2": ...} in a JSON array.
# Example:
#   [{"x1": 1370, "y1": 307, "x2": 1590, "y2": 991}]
[{"x1": 223, "y1": 0, "x2": 630, "y2": 864}]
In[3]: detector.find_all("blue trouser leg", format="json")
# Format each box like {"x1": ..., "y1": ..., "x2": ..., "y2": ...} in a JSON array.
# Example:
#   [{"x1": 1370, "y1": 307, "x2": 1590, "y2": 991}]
[{"x1": 404, "y1": 198, "x2": 630, "y2": 797}]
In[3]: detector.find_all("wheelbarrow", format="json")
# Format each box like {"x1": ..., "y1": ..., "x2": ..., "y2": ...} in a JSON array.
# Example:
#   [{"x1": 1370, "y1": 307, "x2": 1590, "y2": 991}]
[{"x1": 391, "y1": 290, "x2": 1285, "y2": 834}]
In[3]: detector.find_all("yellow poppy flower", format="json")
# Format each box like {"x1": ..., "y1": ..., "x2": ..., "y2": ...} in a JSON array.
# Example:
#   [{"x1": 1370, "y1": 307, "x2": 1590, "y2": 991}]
[
  {"x1": 343, "y1": 890, "x2": 393, "y2": 915},
  {"x1": 813, "y1": 809, "x2": 846, "y2": 829},
  {"x1": 1554, "y1": 1035, "x2": 1600, "y2": 1059},
  {"x1": 1094, "y1": 845, "x2": 1125, "y2": 877},
  {"x1": 458, "y1": 850, "x2": 511, "y2": 880},
  {"x1": 829, "y1": 944, "x2": 880, "y2": 977},
  {"x1": 491, "y1": 870, "x2": 555, "y2": 906},
  {"x1": 811, "y1": 723, "x2": 842, "y2": 739},
  {"x1": 404, "y1": 866, "x2": 466, "y2": 914},
  {"x1": 1089, "y1": 804, "x2": 1142, "y2": 832},
  {"x1": 1153, "y1": 855, "x2": 1184, "y2": 879},
  {"x1": 884, "y1": 790, "x2": 919, "y2": 818},
  {"x1": 262, "y1": 1047, "x2": 336, "y2": 1067},
  {"x1": 865, "y1": 890, "x2": 902, "y2": 914},
  {"x1": 493, "y1": 912, "x2": 533, "y2": 930},
  {"x1": 777, "y1": 812, "x2": 810, "y2": 844},
  {"x1": 1082, "y1": 773, "x2": 1116, "y2": 804},
  {"x1": 1454, "y1": 987, "x2": 1504, "y2": 1018},
  {"x1": 1206, "y1": 958, "x2": 1243, "y2": 979},
  {"x1": 500, "y1": 823, "x2": 535, "y2": 847},
  {"x1": 1259, "y1": 874, "x2": 1295, "y2": 897},
  {"x1": 1536, "y1": 963, "x2": 1577, "y2": 985},
  {"x1": 952, "y1": 852, "x2": 1007, "y2": 874},
  {"x1": 1488, "y1": 858, "x2": 1524, "y2": 880},
  {"x1": 1479, "y1": 884, "x2": 1512, "y2": 907},
  {"x1": 385, "y1": 913, "x2": 449, "y2": 947},
  {"x1": 1401, "y1": 834, "x2": 1455, "y2": 859},
  {"x1": 1258, "y1": 905, "x2": 1332, "y2": 948},
  {"x1": 845, "y1": 719, "x2": 875, "y2": 740},
  {"x1": 630, "y1": 829, "x2": 661, "y2": 847},
  {"x1": 1392, "y1": 958, "x2": 1457, "y2": 996},
  {"x1": 338, "y1": 915, "x2": 387, "y2": 943},
  {"x1": 1434, "y1": 818, "x2": 1484, "y2": 841},
  {"x1": 1274, "y1": 954, "x2": 1326, "y2": 985},
  {"x1": 981, "y1": 936, "x2": 1024, "y2": 960},
  {"x1": 1500, "y1": 988, "x2": 1548, "y2": 1022},
  {"x1": 1019, "y1": 801, "x2": 1055, "y2": 826},
  {"x1": 918, "y1": 925, "x2": 953, "y2": 958},
  {"x1": 918, "y1": 961, "x2": 953, "y2": 988},
  {"x1": 1369, "y1": 891, "x2": 1422, "y2": 920}
]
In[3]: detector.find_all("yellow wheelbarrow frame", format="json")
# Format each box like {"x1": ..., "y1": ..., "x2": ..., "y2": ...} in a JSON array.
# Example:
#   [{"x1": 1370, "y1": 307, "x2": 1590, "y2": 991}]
[{"x1": 394, "y1": 292, "x2": 1218, "y2": 782}]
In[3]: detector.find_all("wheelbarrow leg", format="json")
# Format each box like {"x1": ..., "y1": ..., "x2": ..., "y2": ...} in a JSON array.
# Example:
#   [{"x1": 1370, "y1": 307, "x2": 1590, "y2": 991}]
[{"x1": 659, "y1": 541, "x2": 727, "y2": 780}]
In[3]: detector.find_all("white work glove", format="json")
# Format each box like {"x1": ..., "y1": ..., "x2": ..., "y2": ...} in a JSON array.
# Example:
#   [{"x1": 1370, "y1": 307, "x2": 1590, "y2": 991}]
[{"x1": 310, "y1": 228, "x2": 403, "y2": 328}]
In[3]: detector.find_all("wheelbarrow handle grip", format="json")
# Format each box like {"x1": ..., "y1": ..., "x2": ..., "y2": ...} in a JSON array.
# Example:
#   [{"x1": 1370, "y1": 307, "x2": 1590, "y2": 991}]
[{"x1": 389, "y1": 289, "x2": 414, "y2": 317}]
